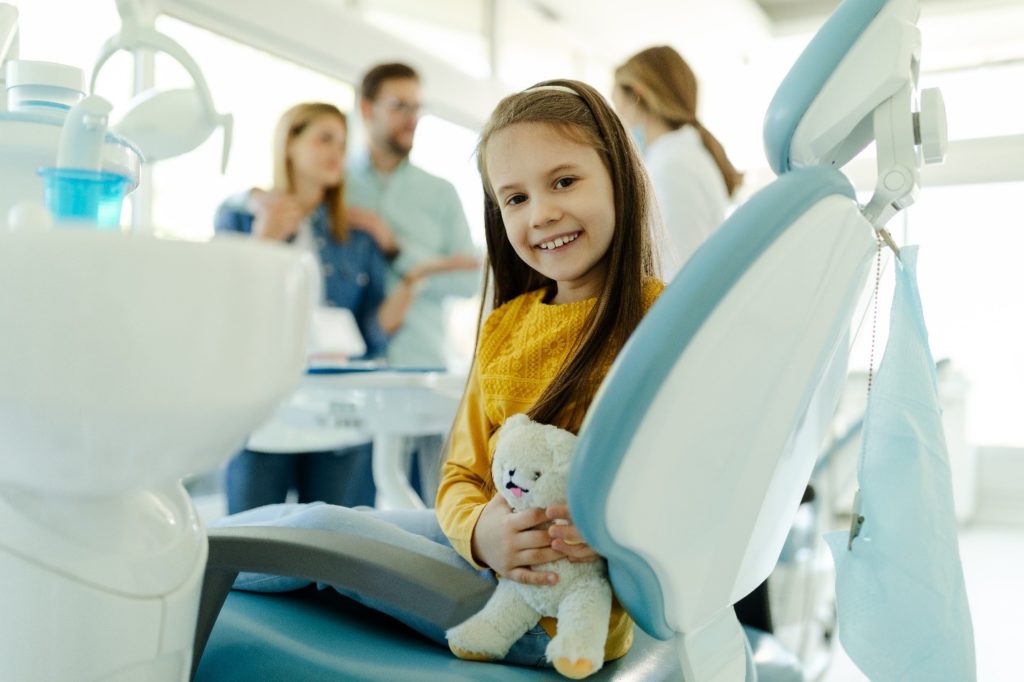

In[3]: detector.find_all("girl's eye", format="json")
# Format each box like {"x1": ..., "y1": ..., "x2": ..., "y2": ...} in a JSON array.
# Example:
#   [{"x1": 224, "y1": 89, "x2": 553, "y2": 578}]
[
  {"x1": 554, "y1": 177, "x2": 576, "y2": 189},
  {"x1": 505, "y1": 194, "x2": 526, "y2": 207}
]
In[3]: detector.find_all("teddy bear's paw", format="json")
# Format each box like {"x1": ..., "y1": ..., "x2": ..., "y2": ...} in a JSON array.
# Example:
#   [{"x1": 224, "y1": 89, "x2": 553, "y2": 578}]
[
  {"x1": 547, "y1": 635, "x2": 604, "y2": 679},
  {"x1": 445, "y1": 620, "x2": 511, "y2": 661},
  {"x1": 449, "y1": 643, "x2": 498, "y2": 662},
  {"x1": 553, "y1": 657, "x2": 598, "y2": 679}
]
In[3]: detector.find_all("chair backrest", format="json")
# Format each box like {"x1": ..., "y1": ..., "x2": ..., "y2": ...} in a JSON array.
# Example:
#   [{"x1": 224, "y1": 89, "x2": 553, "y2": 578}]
[
  {"x1": 570, "y1": 0, "x2": 930, "y2": 644},
  {"x1": 571, "y1": 166, "x2": 875, "y2": 639}
]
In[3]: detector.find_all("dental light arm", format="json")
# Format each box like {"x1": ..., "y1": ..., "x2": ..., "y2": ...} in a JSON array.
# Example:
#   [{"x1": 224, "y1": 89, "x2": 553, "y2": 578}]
[
  {"x1": 0, "y1": 4, "x2": 18, "y2": 112},
  {"x1": 90, "y1": 0, "x2": 233, "y2": 172}
]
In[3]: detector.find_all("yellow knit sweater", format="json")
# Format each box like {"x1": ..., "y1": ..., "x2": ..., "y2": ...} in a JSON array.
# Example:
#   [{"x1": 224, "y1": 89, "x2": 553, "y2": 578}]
[{"x1": 436, "y1": 278, "x2": 664, "y2": 662}]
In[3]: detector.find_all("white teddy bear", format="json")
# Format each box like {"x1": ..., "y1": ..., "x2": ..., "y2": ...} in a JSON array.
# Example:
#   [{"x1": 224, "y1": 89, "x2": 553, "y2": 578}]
[{"x1": 445, "y1": 413, "x2": 613, "y2": 680}]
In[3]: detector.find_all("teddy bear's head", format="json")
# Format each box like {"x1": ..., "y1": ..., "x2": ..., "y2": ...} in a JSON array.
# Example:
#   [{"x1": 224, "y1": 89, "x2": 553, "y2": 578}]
[{"x1": 491, "y1": 413, "x2": 577, "y2": 512}]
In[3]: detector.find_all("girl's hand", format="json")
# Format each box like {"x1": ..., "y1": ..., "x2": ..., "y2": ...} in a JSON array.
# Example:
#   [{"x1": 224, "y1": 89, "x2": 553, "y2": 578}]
[
  {"x1": 250, "y1": 189, "x2": 305, "y2": 242},
  {"x1": 546, "y1": 504, "x2": 600, "y2": 563},
  {"x1": 471, "y1": 495, "x2": 564, "y2": 585}
]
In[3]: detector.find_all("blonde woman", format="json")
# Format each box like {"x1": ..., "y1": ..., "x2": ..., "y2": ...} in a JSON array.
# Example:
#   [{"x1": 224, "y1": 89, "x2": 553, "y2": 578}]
[
  {"x1": 613, "y1": 46, "x2": 743, "y2": 278},
  {"x1": 215, "y1": 102, "x2": 442, "y2": 512}
]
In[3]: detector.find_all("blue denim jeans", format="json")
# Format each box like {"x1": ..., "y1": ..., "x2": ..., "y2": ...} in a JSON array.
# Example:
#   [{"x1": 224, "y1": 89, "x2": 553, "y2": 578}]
[
  {"x1": 212, "y1": 503, "x2": 553, "y2": 667},
  {"x1": 224, "y1": 444, "x2": 376, "y2": 514}
]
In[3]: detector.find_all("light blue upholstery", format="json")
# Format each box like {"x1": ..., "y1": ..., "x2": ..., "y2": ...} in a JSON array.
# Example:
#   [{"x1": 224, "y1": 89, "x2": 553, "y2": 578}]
[
  {"x1": 571, "y1": 166, "x2": 855, "y2": 639},
  {"x1": 196, "y1": 590, "x2": 679, "y2": 681},
  {"x1": 763, "y1": 0, "x2": 887, "y2": 174},
  {"x1": 195, "y1": 590, "x2": 801, "y2": 681}
]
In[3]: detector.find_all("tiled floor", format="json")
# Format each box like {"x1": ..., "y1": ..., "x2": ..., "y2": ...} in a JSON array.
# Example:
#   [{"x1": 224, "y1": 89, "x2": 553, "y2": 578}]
[{"x1": 821, "y1": 523, "x2": 1024, "y2": 682}]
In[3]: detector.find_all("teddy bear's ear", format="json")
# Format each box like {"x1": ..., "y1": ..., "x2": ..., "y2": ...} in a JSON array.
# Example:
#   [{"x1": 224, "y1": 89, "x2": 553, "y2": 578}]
[
  {"x1": 546, "y1": 429, "x2": 577, "y2": 469},
  {"x1": 503, "y1": 413, "x2": 532, "y2": 431}
]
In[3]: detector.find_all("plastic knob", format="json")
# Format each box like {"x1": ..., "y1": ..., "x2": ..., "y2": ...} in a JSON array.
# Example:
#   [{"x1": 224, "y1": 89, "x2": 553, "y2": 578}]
[
  {"x1": 917, "y1": 88, "x2": 948, "y2": 164},
  {"x1": 884, "y1": 169, "x2": 907, "y2": 192}
]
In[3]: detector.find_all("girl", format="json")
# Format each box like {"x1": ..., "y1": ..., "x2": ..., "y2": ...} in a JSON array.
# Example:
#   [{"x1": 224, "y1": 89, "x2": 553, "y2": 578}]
[
  {"x1": 216, "y1": 102, "x2": 448, "y2": 512},
  {"x1": 214, "y1": 80, "x2": 664, "y2": 669},
  {"x1": 435, "y1": 78, "x2": 663, "y2": 667},
  {"x1": 612, "y1": 45, "x2": 743, "y2": 279}
]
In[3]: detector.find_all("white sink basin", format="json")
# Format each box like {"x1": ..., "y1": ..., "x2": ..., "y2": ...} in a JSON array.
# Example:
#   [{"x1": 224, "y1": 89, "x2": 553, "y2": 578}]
[{"x1": 0, "y1": 229, "x2": 313, "y2": 495}]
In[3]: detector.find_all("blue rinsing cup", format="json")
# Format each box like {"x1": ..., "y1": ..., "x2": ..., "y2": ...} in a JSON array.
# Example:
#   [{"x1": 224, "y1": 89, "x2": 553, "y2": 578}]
[{"x1": 37, "y1": 167, "x2": 132, "y2": 228}]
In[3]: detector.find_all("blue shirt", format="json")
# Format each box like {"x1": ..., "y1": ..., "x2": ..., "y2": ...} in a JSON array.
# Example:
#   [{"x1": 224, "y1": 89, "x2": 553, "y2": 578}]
[
  {"x1": 215, "y1": 194, "x2": 390, "y2": 359},
  {"x1": 346, "y1": 156, "x2": 479, "y2": 368}
]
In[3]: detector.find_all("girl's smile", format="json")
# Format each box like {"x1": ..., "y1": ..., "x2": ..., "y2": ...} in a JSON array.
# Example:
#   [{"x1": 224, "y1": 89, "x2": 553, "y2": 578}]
[{"x1": 535, "y1": 231, "x2": 581, "y2": 251}]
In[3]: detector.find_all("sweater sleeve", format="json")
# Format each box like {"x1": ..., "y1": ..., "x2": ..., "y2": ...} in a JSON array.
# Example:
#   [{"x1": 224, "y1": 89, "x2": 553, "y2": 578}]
[{"x1": 435, "y1": 359, "x2": 495, "y2": 570}]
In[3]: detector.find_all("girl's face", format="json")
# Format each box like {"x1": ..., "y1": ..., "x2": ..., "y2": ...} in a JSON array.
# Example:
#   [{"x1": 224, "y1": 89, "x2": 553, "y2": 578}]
[
  {"x1": 486, "y1": 122, "x2": 616, "y2": 304},
  {"x1": 288, "y1": 114, "x2": 346, "y2": 189}
]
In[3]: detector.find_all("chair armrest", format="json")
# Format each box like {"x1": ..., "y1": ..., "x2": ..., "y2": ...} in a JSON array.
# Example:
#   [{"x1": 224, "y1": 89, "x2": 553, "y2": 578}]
[{"x1": 192, "y1": 526, "x2": 494, "y2": 680}]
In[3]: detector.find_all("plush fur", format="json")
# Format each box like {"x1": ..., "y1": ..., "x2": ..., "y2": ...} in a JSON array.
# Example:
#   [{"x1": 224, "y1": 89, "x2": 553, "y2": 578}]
[{"x1": 446, "y1": 413, "x2": 612, "y2": 679}]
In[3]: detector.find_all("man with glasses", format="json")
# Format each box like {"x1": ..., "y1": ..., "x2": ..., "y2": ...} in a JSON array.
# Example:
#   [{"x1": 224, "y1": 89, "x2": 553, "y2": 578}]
[
  {"x1": 347, "y1": 62, "x2": 480, "y2": 370},
  {"x1": 346, "y1": 62, "x2": 481, "y2": 504}
]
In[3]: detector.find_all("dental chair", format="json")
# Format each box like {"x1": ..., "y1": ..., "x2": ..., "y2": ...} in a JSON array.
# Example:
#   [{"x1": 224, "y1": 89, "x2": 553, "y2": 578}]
[{"x1": 191, "y1": 0, "x2": 944, "y2": 679}]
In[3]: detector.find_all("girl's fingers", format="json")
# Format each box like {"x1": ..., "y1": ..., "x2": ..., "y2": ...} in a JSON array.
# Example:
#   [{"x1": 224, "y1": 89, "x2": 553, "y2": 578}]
[
  {"x1": 551, "y1": 538, "x2": 599, "y2": 560},
  {"x1": 547, "y1": 522, "x2": 583, "y2": 545},
  {"x1": 506, "y1": 567, "x2": 559, "y2": 586},
  {"x1": 507, "y1": 507, "x2": 549, "y2": 531},
  {"x1": 518, "y1": 546, "x2": 563, "y2": 566},
  {"x1": 545, "y1": 504, "x2": 571, "y2": 522},
  {"x1": 512, "y1": 529, "x2": 555, "y2": 552}
]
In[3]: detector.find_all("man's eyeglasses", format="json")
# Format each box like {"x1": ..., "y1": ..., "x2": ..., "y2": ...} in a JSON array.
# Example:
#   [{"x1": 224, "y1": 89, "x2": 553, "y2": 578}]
[{"x1": 376, "y1": 98, "x2": 423, "y2": 118}]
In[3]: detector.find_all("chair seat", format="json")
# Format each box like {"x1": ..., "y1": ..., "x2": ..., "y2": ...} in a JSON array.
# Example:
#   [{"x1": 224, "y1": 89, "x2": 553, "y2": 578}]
[{"x1": 194, "y1": 589, "x2": 802, "y2": 681}]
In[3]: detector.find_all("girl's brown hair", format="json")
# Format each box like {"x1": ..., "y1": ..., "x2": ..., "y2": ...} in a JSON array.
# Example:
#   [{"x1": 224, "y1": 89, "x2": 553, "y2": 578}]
[
  {"x1": 614, "y1": 46, "x2": 743, "y2": 197},
  {"x1": 476, "y1": 79, "x2": 658, "y2": 427},
  {"x1": 272, "y1": 102, "x2": 348, "y2": 242}
]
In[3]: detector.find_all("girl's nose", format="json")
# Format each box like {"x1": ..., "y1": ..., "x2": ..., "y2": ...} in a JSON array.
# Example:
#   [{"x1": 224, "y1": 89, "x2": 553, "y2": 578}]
[{"x1": 529, "y1": 197, "x2": 562, "y2": 228}]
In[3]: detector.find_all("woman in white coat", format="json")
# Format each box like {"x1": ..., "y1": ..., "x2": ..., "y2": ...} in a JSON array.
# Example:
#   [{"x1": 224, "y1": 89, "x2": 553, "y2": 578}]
[{"x1": 613, "y1": 46, "x2": 743, "y2": 279}]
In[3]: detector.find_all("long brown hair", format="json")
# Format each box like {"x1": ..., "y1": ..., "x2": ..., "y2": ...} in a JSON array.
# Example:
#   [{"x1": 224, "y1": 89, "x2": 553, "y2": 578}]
[
  {"x1": 272, "y1": 102, "x2": 348, "y2": 242},
  {"x1": 614, "y1": 46, "x2": 743, "y2": 196},
  {"x1": 476, "y1": 79, "x2": 658, "y2": 426}
]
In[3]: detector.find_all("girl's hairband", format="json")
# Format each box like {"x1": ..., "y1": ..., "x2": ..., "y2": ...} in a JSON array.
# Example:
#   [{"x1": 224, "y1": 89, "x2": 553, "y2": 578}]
[{"x1": 525, "y1": 84, "x2": 582, "y2": 97}]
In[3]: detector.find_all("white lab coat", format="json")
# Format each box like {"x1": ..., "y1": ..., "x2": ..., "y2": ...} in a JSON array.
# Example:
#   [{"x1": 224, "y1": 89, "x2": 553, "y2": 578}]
[{"x1": 645, "y1": 125, "x2": 730, "y2": 280}]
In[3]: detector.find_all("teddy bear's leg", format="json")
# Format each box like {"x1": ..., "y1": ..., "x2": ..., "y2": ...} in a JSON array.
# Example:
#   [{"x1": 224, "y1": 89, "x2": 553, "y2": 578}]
[
  {"x1": 446, "y1": 580, "x2": 541, "y2": 662},
  {"x1": 547, "y1": 578, "x2": 612, "y2": 679}
]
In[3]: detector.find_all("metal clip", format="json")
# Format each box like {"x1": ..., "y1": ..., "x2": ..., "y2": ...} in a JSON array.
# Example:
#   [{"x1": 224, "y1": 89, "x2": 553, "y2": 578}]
[
  {"x1": 847, "y1": 489, "x2": 865, "y2": 550},
  {"x1": 876, "y1": 227, "x2": 901, "y2": 259}
]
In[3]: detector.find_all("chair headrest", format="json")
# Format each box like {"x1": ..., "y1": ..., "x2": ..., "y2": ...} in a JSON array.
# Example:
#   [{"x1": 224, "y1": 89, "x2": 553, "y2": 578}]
[{"x1": 763, "y1": 0, "x2": 918, "y2": 175}]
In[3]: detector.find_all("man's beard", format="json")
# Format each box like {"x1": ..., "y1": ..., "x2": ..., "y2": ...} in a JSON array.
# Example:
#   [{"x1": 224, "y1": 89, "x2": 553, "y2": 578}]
[{"x1": 386, "y1": 134, "x2": 412, "y2": 159}]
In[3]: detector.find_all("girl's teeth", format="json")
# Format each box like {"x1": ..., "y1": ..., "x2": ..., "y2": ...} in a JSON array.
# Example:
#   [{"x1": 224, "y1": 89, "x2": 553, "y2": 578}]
[{"x1": 541, "y1": 233, "x2": 578, "y2": 250}]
